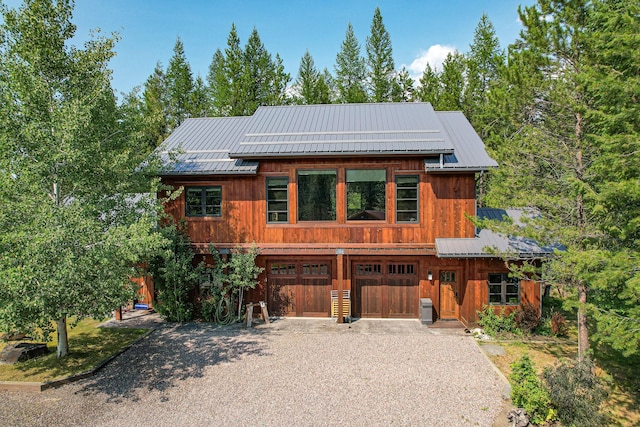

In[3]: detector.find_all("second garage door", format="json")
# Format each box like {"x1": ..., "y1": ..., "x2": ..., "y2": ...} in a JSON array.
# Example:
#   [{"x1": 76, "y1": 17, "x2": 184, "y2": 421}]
[{"x1": 353, "y1": 261, "x2": 419, "y2": 318}]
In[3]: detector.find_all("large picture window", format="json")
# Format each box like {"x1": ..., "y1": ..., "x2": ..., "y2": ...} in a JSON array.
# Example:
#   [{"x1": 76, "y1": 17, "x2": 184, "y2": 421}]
[
  {"x1": 267, "y1": 177, "x2": 288, "y2": 223},
  {"x1": 185, "y1": 186, "x2": 222, "y2": 217},
  {"x1": 346, "y1": 169, "x2": 386, "y2": 221},
  {"x1": 488, "y1": 273, "x2": 520, "y2": 305},
  {"x1": 297, "y1": 170, "x2": 336, "y2": 221},
  {"x1": 396, "y1": 175, "x2": 419, "y2": 223}
]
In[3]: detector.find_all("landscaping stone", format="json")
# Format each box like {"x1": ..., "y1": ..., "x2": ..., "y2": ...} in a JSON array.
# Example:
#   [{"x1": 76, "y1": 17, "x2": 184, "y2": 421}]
[{"x1": 0, "y1": 343, "x2": 49, "y2": 364}]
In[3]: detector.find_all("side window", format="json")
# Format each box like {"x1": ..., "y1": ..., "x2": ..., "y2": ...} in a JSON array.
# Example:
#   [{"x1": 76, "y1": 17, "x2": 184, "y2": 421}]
[
  {"x1": 185, "y1": 186, "x2": 222, "y2": 217},
  {"x1": 297, "y1": 170, "x2": 337, "y2": 221},
  {"x1": 396, "y1": 175, "x2": 419, "y2": 223},
  {"x1": 346, "y1": 169, "x2": 386, "y2": 221},
  {"x1": 488, "y1": 273, "x2": 520, "y2": 305},
  {"x1": 267, "y1": 177, "x2": 288, "y2": 223}
]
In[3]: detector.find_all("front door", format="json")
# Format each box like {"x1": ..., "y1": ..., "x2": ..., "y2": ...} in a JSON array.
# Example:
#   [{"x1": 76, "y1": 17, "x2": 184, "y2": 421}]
[{"x1": 439, "y1": 271, "x2": 458, "y2": 319}]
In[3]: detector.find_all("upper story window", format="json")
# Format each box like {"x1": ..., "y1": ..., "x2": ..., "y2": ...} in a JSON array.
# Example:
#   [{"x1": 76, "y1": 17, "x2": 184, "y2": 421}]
[
  {"x1": 298, "y1": 170, "x2": 336, "y2": 221},
  {"x1": 346, "y1": 169, "x2": 386, "y2": 221},
  {"x1": 396, "y1": 175, "x2": 419, "y2": 223},
  {"x1": 488, "y1": 273, "x2": 520, "y2": 305},
  {"x1": 267, "y1": 177, "x2": 288, "y2": 223},
  {"x1": 185, "y1": 186, "x2": 222, "y2": 217}
]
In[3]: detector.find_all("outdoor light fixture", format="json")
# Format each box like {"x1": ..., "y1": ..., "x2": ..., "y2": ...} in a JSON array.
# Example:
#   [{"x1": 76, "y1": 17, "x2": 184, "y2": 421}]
[{"x1": 427, "y1": 270, "x2": 433, "y2": 281}]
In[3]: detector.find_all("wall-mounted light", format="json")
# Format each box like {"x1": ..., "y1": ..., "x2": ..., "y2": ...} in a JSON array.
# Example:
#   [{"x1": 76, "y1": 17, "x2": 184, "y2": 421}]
[{"x1": 427, "y1": 270, "x2": 433, "y2": 281}]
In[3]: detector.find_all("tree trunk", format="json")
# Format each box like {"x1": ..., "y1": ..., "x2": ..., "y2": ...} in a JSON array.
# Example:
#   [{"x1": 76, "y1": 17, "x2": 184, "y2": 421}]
[
  {"x1": 56, "y1": 316, "x2": 69, "y2": 358},
  {"x1": 577, "y1": 281, "x2": 589, "y2": 361}
]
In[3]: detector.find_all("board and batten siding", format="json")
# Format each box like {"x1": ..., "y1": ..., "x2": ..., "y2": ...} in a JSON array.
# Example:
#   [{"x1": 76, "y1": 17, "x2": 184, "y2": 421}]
[{"x1": 162, "y1": 158, "x2": 476, "y2": 248}]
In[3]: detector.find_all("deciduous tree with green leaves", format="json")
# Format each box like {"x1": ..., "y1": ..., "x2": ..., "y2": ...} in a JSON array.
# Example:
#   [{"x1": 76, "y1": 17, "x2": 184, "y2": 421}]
[{"x1": 0, "y1": 0, "x2": 166, "y2": 358}]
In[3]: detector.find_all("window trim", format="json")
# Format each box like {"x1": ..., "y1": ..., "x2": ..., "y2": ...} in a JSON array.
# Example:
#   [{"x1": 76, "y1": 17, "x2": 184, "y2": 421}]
[
  {"x1": 185, "y1": 186, "x2": 222, "y2": 217},
  {"x1": 488, "y1": 273, "x2": 520, "y2": 306},
  {"x1": 395, "y1": 174, "x2": 419, "y2": 223},
  {"x1": 266, "y1": 176, "x2": 289, "y2": 223}
]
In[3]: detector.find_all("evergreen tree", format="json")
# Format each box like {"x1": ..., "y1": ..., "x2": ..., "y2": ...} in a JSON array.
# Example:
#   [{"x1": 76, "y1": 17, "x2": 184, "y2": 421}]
[
  {"x1": 207, "y1": 48, "x2": 230, "y2": 116},
  {"x1": 268, "y1": 53, "x2": 290, "y2": 106},
  {"x1": 165, "y1": 37, "x2": 194, "y2": 128},
  {"x1": 224, "y1": 23, "x2": 247, "y2": 116},
  {"x1": 243, "y1": 27, "x2": 273, "y2": 114},
  {"x1": 391, "y1": 67, "x2": 414, "y2": 102},
  {"x1": 190, "y1": 75, "x2": 210, "y2": 117},
  {"x1": 334, "y1": 22, "x2": 368, "y2": 103},
  {"x1": 366, "y1": 7, "x2": 394, "y2": 102},
  {"x1": 464, "y1": 13, "x2": 504, "y2": 134},
  {"x1": 141, "y1": 62, "x2": 170, "y2": 147},
  {"x1": 416, "y1": 63, "x2": 441, "y2": 105},
  {"x1": 436, "y1": 51, "x2": 465, "y2": 110}
]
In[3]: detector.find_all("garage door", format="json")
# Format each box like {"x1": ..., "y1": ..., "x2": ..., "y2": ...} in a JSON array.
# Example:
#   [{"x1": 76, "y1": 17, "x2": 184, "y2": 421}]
[
  {"x1": 353, "y1": 262, "x2": 418, "y2": 318},
  {"x1": 267, "y1": 260, "x2": 332, "y2": 317}
]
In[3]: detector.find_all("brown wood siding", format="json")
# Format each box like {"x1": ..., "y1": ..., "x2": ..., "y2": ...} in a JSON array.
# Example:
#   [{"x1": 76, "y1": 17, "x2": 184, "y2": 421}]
[{"x1": 162, "y1": 158, "x2": 476, "y2": 248}]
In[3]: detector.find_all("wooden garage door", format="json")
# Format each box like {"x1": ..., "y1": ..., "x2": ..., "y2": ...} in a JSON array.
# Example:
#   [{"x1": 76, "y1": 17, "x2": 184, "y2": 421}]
[
  {"x1": 267, "y1": 260, "x2": 332, "y2": 317},
  {"x1": 354, "y1": 262, "x2": 418, "y2": 318}
]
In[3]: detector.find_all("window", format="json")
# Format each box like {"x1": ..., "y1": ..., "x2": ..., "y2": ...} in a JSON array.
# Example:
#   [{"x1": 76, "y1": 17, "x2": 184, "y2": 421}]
[
  {"x1": 185, "y1": 186, "x2": 222, "y2": 217},
  {"x1": 355, "y1": 264, "x2": 382, "y2": 275},
  {"x1": 298, "y1": 170, "x2": 336, "y2": 221},
  {"x1": 396, "y1": 175, "x2": 419, "y2": 223},
  {"x1": 388, "y1": 264, "x2": 415, "y2": 275},
  {"x1": 302, "y1": 263, "x2": 329, "y2": 275},
  {"x1": 441, "y1": 271, "x2": 456, "y2": 283},
  {"x1": 488, "y1": 273, "x2": 520, "y2": 305},
  {"x1": 267, "y1": 177, "x2": 288, "y2": 223},
  {"x1": 347, "y1": 169, "x2": 386, "y2": 221},
  {"x1": 270, "y1": 264, "x2": 296, "y2": 275}
]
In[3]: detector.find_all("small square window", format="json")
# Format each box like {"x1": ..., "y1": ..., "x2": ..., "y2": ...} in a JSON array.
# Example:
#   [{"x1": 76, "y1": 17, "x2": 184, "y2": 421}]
[
  {"x1": 488, "y1": 273, "x2": 520, "y2": 305},
  {"x1": 186, "y1": 187, "x2": 222, "y2": 217}
]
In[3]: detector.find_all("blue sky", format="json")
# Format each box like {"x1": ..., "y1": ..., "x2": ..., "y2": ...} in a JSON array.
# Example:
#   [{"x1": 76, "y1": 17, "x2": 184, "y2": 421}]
[{"x1": 5, "y1": 0, "x2": 533, "y2": 97}]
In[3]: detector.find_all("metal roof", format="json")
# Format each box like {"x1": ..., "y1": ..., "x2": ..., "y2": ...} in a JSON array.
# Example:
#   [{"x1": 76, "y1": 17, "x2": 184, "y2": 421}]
[
  {"x1": 424, "y1": 112, "x2": 498, "y2": 172},
  {"x1": 159, "y1": 117, "x2": 259, "y2": 175},
  {"x1": 228, "y1": 103, "x2": 457, "y2": 158},
  {"x1": 435, "y1": 208, "x2": 559, "y2": 259},
  {"x1": 159, "y1": 103, "x2": 497, "y2": 174}
]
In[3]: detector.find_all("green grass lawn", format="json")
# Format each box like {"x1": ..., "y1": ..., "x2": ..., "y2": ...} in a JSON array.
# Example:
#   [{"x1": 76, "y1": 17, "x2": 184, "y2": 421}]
[{"x1": 0, "y1": 319, "x2": 146, "y2": 383}]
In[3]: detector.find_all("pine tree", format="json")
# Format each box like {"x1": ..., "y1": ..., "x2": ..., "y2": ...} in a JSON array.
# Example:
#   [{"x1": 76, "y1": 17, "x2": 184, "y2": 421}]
[
  {"x1": 416, "y1": 63, "x2": 441, "y2": 105},
  {"x1": 224, "y1": 23, "x2": 247, "y2": 116},
  {"x1": 141, "y1": 62, "x2": 170, "y2": 148},
  {"x1": 436, "y1": 51, "x2": 465, "y2": 110},
  {"x1": 334, "y1": 22, "x2": 368, "y2": 103},
  {"x1": 207, "y1": 48, "x2": 230, "y2": 116},
  {"x1": 391, "y1": 67, "x2": 414, "y2": 102},
  {"x1": 366, "y1": 7, "x2": 394, "y2": 102},
  {"x1": 268, "y1": 53, "x2": 290, "y2": 106},
  {"x1": 244, "y1": 27, "x2": 273, "y2": 114},
  {"x1": 190, "y1": 75, "x2": 210, "y2": 117},
  {"x1": 165, "y1": 37, "x2": 194, "y2": 128}
]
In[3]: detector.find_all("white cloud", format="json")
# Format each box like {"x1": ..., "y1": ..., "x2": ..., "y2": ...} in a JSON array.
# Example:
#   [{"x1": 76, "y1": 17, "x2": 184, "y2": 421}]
[{"x1": 404, "y1": 44, "x2": 456, "y2": 82}]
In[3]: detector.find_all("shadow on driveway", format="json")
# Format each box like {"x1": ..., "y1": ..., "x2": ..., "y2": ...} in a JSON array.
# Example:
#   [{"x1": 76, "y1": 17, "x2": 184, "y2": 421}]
[{"x1": 77, "y1": 323, "x2": 269, "y2": 403}]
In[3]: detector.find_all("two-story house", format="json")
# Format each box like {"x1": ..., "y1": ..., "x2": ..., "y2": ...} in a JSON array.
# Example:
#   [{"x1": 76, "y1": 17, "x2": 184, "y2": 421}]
[{"x1": 158, "y1": 102, "x2": 549, "y2": 325}]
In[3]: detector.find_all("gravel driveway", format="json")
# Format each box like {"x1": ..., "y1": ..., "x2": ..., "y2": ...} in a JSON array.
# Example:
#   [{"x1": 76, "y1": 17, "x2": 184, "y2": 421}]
[{"x1": 0, "y1": 319, "x2": 507, "y2": 426}]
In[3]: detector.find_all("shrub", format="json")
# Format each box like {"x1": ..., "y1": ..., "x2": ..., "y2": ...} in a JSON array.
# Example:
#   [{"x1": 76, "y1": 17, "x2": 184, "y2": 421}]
[
  {"x1": 514, "y1": 303, "x2": 541, "y2": 334},
  {"x1": 543, "y1": 358, "x2": 606, "y2": 427},
  {"x1": 550, "y1": 311, "x2": 568, "y2": 337},
  {"x1": 149, "y1": 222, "x2": 203, "y2": 322},
  {"x1": 509, "y1": 354, "x2": 556, "y2": 425},
  {"x1": 477, "y1": 306, "x2": 521, "y2": 337},
  {"x1": 200, "y1": 294, "x2": 220, "y2": 322}
]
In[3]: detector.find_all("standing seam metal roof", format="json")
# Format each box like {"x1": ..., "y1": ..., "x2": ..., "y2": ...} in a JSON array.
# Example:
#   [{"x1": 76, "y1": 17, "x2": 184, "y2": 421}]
[{"x1": 159, "y1": 103, "x2": 497, "y2": 175}]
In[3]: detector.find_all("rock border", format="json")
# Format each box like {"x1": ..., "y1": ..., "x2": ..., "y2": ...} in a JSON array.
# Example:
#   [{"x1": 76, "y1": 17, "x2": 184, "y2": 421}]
[{"x1": 0, "y1": 328, "x2": 155, "y2": 393}]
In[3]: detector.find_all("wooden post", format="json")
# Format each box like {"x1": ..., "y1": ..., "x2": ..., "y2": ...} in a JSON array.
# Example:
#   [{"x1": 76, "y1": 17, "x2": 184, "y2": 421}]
[
  {"x1": 260, "y1": 301, "x2": 270, "y2": 325},
  {"x1": 337, "y1": 251, "x2": 344, "y2": 324},
  {"x1": 246, "y1": 304, "x2": 254, "y2": 327},
  {"x1": 115, "y1": 307, "x2": 122, "y2": 321}
]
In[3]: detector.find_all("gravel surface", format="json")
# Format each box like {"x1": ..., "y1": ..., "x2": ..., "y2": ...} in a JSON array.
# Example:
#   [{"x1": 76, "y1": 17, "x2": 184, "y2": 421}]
[{"x1": 0, "y1": 319, "x2": 507, "y2": 426}]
